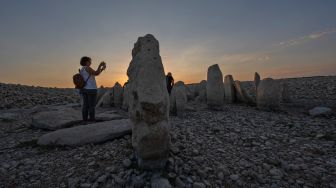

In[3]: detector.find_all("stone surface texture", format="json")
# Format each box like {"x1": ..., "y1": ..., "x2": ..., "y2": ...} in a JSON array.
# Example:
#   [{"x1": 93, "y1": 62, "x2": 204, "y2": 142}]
[
  {"x1": 224, "y1": 75, "x2": 236, "y2": 103},
  {"x1": 256, "y1": 78, "x2": 281, "y2": 110},
  {"x1": 206, "y1": 64, "x2": 224, "y2": 110},
  {"x1": 170, "y1": 81, "x2": 187, "y2": 118},
  {"x1": 126, "y1": 34, "x2": 170, "y2": 169}
]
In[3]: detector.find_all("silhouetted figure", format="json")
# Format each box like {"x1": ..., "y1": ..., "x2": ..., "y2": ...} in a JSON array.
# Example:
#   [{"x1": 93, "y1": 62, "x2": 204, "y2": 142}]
[
  {"x1": 79, "y1": 56, "x2": 106, "y2": 122},
  {"x1": 166, "y1": 72, "x2": 174, "y2": 95}
]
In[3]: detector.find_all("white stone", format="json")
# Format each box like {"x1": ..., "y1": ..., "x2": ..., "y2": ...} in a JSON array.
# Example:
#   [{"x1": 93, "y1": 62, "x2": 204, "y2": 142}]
[
  {"x1": 224, "y1": 75, "x2": 235, "y2": 103},
  {"x1": 309, "y1": 107, "x2": 332, "y2": 117},
  {"x1": 256, "y1": 78, "x2": 281, "y2": 110},
  {"x1": 170, "y1": 81, "x2": 187, "y2": 118},
  {"x1": 113, "y1": 82, "x2": 123, "y2": 107},
  {"x1": 37, "y1": 119, "x2": 132, "y2": 146},
  {"x1": 32, "y1": 108, "x2": 81, "y2": 130},
  {"x1": 206, "y1": 64, "x2": 224, "y2": 110},
  {"x1": 127, "y1": 34, "x2": 170, "y2": 169}
]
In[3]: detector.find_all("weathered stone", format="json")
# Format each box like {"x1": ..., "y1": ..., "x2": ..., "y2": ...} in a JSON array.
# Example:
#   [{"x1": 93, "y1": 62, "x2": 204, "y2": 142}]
[
  {"x1": 151, "y1": 177, "x2": 171, "y2": 188},
  {"x1": 127, "y1": 34, "x2": 170, "y2": 169},
  {"x1": 170, "y1": 81, "x2": 187, "y2": 118},
  {"x1": 185, "y1": 84, "x2": 196, "y2": 101},
  {"x1": 224, "y1": 75, "x2": 236, "y2": 103},
  {"x1": 32, "y1": 108, "x2": 81, "y2": 130},
  {"x1": 309, "y1": 107, "x2": 332, "y2": 117},
  {"x1": 96, "y1": 90, "x2": 112, "y2": 108},
  {"x1": 257, "y1": 78, "x2": 281, "y2": 110},
  {"x1": 37, "y1": 119, "x2": 132, "y2": 146},
  {"x1": 206, "y1": 64, "x2": 224, "y2": 110},
  {"x1": 234, "y1": 81, "x2": 255, "y2": 105},
  {"x1": 196, "y1": 80, "x2": 207, "y2": 103},
  {"x1": 113, "y1": 82, "x2": 123, "y2": 107},
  {"x1": 254, "y1": 72, "x2": 261, "y2": 91},
  {"x1": 96, "y1": 86, "x2": 107, "y2": 103},
  {"x1": 122, "y1": 84, "x2": 130, "y2": 111}
]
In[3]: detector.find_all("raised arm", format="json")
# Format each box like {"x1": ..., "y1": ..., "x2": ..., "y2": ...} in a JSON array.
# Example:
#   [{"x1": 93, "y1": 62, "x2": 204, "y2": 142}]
[{"x1": 85, "y1": 62, "x2": 105, "y2": 76}]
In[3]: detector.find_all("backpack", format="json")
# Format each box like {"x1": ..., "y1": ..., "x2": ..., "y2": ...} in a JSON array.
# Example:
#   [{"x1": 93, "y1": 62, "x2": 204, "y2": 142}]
[{"x1": 73, "y1": 69, "x2": 90, "y2": 89}]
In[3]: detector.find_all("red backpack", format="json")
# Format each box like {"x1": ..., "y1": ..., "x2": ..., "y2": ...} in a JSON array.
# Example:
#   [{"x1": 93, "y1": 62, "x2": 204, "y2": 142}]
[{"x1": 73, "y1": 69, "x2": 90, "y2": 89}]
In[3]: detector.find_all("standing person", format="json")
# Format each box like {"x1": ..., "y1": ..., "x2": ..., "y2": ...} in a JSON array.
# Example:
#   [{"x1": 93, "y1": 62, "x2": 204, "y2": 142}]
[
  {"x1": 166, "y1": 72, "x2": 174, "y2": 95},
  {"x1": 79, "y1": 56, "x2": 106, "y2": 122}
]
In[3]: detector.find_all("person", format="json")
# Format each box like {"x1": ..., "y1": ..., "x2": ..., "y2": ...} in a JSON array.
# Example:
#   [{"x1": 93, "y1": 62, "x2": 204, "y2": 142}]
[
  {"x1": 166, "y1": 72, "x2": 174, "y2": 95},
  {"x1": 79, "y1": 56, "x2": 106, "y2": 122}
]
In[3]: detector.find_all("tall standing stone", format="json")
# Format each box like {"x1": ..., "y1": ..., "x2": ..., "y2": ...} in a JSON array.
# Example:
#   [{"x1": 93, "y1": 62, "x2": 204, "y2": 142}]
[
  {"x1": 206, "y1": 64, "x2": 224, "y2": 110},
  {"x1": 254, "y1": 72, "x2": 261, "y2": 91},
  {"x1": 122, "y1": 84, "x2": 130, "y2": 111},
  {"x1": 256, "y1": 78, "x2": 281, "y2": 110},
  {"x1": 113, "y1": 82, "x2": 123, "y2": 108},
  {"x1": 224, "y1": 75, "x2": 236, "y2": 103},
  {"x1": 127, "y1": 34, "x2": 170, "y2": 169},
  {"x1": 196, "y1": 80, "x2": 207, "y2": 103},
  {"x1": 234, "y1": 81, "x2": 255, "y2": 105},
  {"x1": 170, "y1": 81, "x2": 187, "y2": 118}
]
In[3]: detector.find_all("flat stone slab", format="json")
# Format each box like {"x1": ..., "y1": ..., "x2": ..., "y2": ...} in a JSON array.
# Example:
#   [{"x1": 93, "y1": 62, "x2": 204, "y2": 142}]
[
  {"x1": 32, "y1": 108, "x2": 82, "y2": 130},
  {"x1": 32, "y1": 108, "x2": 124, "y2": 130},
  {"x1": 37, "y1": 119, "x2": 132, "y2": 146}
]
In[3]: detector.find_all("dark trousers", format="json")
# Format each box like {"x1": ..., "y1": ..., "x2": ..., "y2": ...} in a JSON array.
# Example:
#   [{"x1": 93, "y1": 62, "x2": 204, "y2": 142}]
[{"x1": 80, "y1": 89, "x2": 97, "y2": 121}]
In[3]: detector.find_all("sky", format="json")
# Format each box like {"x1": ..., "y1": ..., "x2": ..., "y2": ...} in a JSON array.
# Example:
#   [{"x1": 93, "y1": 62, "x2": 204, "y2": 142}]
[{"x1": 0, "y1": 0, "x2": 336, "y2": 88}]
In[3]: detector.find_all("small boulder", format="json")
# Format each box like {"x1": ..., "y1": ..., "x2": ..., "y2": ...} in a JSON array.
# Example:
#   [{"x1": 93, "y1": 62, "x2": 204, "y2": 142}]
[{"x1": 309, "y1": 107, "x2": 332, "y2": 117}]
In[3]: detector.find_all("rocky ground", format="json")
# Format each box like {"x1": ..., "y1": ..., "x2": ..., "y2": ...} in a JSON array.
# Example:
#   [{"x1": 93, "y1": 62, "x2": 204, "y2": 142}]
[
  {"x1": 0, "y1": 83, "x2": 80, "y2": 110},
  {"x1": 0, "y1": 76, "x2": 335, "y2": 188}
]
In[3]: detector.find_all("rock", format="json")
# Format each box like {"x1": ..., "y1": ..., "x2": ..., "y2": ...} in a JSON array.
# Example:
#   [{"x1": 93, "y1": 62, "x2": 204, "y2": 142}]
[
  {"x1": 0, "y1": 112, "x2": 18, "y2": 122},
  {"x1": 123, "y1": 159, "x2": 132, "y2": 168},
  {"x1": 206, "y1": 64, "x2": 224, "y2": 110},
  {"x1": 96, "y1": 86, "x2": 107, "y2": 103},
  {"x1": 234, "y1": 80, "x2": 255, "y2": 104},
  {"x1": 256, "y1": 78, "x2": 281, "y2": 110},
  {"x1": 196, "y1": 80, "x2": 207, "y2": 103},
  {"x1": 37, "y1": 119, "x2": 132, "y2": 146},
  {"x1": 95, "y1": 111, "x2": 124, "y2": 121},
  {"x1": 32, "y1": 107, "x2": 81, "y2": 130},
  {"x1": 309, "y1": 107, "x2": 332, "y2": 117},
  {"x1": 122, "y1": 84, "x2": 130, "y2": 111},
  {"x1": 151, "y1": 177, "x2": 171, "y2": 188},
  {"x1": 96, "y1": 89, "x2": 112, "y2": 108},
  {"x1": 224, "y1": 75, "x2": 236, "y2": 103},
  {"x1": 230, "y1": 174, "x2": 239, "y2": 181},
  {"x1": 175, "y1": 177, "x2": 186, "y2": 188},
  {"x1": 113, "y1": 82, "x2": 123, "y2": 107},
  {"x1": 170, "y1": 81, "x2": 187, "y2": 118},
  {"x1": 127, "y1": 34, "x2": 170, "y2": 169},
  {"x1": 254, "y1": 72, "x2": 261, "y2": 91},
  {"x1": 185, "y1": 85, "x2": 195, "y2": 101},
  {"x1": 193, "y1": 182, "x2": 206, "y2": 188},
  {"x1": 79, "y1": 183, "x2": 91, "y2": 188}
]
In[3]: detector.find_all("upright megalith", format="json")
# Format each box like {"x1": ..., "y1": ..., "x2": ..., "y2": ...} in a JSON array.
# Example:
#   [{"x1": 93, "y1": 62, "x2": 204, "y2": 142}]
[
  {"x1": 127, "y1": 34, "x2": 170, "y2": 169},
  {"x1": 170, "y1": 81, "x2": 187, "y2": 118},
  {"x1": 196, "y1": 80, "x2": 207, "y2": 103},
  {"x1": 113, "y1": 82, "x2": 123, "y2": 107},
  {"x1": 256, "y1": 78, "x2": 281, "y2": 110},
  {"x1": 224, "y1": 75, "x2": 236, "y2": 103},
  {"x1": 254, "y1": 72, "x2": 261, "y2": 91},
  {"x1": 206, "y1": 64, "x2": 224, "y2": 110},
  {"x1": 234, "y1": 81, "x2": 255, "y2": 105},
  {"x1": 122, "y1": 84, "x2": 130, "y2": 111}
]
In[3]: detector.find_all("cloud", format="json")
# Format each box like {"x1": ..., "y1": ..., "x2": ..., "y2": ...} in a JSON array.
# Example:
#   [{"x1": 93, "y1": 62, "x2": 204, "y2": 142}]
[{"x1": 276, "y1": 27, "x2": 336, "y2": 47}]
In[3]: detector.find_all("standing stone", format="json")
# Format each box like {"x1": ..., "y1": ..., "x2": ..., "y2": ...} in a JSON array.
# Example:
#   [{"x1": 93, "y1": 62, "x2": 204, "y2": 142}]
[
  {"x1": 196, "y1": 80, "x2": 207, "y2": 103},
  {"x1": 254, "y1": 72, "x2": 261, "y2": 91},
  {"x1": 234, "y1": 81, "x2": 255, "y2": 105},
  {"x1": 122, "y1": 84, "x2": 130, "y2": 111},
  {"x1": 256, "y1": 78, "x2": 281, "y2": 110},
  {"x1": 127, "y1": 34, "x2": 170, "y2": 169},
  {"x1": 96, "y1": 89, "x2": 112, "y2": 108},
  {"x1": 96, "y1": 86, "x2": 107, "y2": 103},
  {"x1": 224, "y1": 75, "x2": 236, "y2": 103},
  {"x1": 170, "y1": 81, "x2": 187, "y2": 118},
  {"x1": 206, "y1": 64, "x2": 224, "y2": 110},
  {"x1": 113, "y1": 82, "x2": 123, "y2": 107}
]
